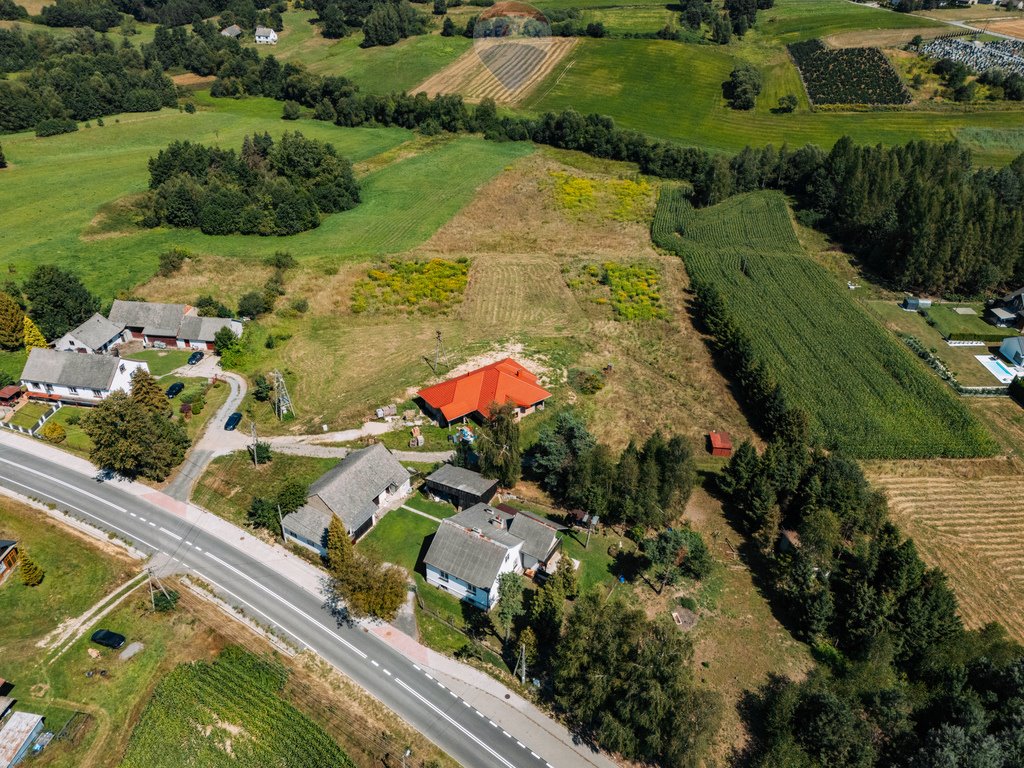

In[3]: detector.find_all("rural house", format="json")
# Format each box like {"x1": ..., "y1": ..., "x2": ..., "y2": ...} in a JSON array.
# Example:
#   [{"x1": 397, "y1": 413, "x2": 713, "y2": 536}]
[
  {"x1": 1000, "y1": 336, "x2": 1024, "y2": 367},
  {"x1": 53, "y1": 313, "x2": 123, "y2": 354},
  {"x1": 507, "y1": 510, "x2": 562, "y2": 574},
  {"x1": 20, "y1": 349, "x2": 147, "y2": 404},
  {"x1": 0, "y1": 540, "x2": 17, "y2": 586},
  {"x1": 220, "y1": 24, "x2": 242, "y2": 38},
  {"x1": 281, "y1": 444, "x2": 411, "y2": 553},
  {"x1": 0, "y1": 711, "x2": 44, "y2": 768},
  {"x1": 424, "y1": 465, "x2": 499, "y2": 509},
  {"x1": 987, "y1": 288, "x2": 1024, "y2": 328},
  {"x1": 107, "y1": 300, "x2": 241, "y2": 350},
  {"x1": 424, "y1": 505, "x2": 524, "y2": 610},
  {"x1": 416, "y1": 358, "x2": 551, "y2": 427},
  {"x1": 254, "y1": 26, "x2": 277, "y2": 44}
]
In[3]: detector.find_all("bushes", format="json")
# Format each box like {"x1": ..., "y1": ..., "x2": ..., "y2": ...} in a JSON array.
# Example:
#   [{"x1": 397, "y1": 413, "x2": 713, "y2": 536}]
[
  {"x1": 39, "y1": 420, "x2": 66, "y2": 444},
  {"x1": 40, "y1": 0, "x2": 121, "y2": 31},
  {"x1": 350, "y1": 258, "x2": 470, "y2": 315},
  {"x1": 35, "y1": 118, "x2": 78, "y2": 137},
  {"x1": 157, "y1": 247, "x2": 189, "y2": 277},
  {"x1": 724, "y1": 64, "x2": 762, "y2": 110},
  {"x1": 788, "y1": 40, "x2": 910, "y2": 105},
  {"x1": 0, "y1": 0, "x2": 27, "y2": 19}
]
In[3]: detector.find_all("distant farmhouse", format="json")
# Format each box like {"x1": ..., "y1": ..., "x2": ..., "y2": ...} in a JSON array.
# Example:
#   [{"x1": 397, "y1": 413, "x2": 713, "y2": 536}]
[
  {"x1": 282, "y1": 444, "x2": 412, "y2": 553},
  {"x1": 423, "y1": 501, "x2": 563, "y2": 610},
  {"x1": 254, "y1": 26, "x2": 277, "y2": 44},
  {"x1": 220, "y1": 24, "x2": 242, "y2": 38},
  {"x1": 20, "y1": 349, "x2": 147, "y2": 405},
  {"x1": 417, "y1": 359, "x2": 551, "y2": 427}
]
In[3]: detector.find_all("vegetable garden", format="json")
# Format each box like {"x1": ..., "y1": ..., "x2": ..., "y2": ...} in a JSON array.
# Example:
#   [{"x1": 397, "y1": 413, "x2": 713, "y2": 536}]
[
  {"x1": 351, "y1": 257, "x2": 470, "y2": 315},
  {"x1": 788, "y1": 39, "x2": 911, "y2": 105},
  {"x1": 652, "y1": 188, "x2": 995, "y2": 459},
  {"x1": 119, "y1": 646, "x2": 356, "y2": 768}
]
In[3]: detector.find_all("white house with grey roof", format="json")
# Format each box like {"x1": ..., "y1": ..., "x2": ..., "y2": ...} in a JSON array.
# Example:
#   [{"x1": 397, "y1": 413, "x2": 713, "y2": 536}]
[
  {"x1": 107, "y1": 300, "x2": 241, "y2": 351},
  {"x1": 281, "y1": 443, "x2": 412, "y2": 553},
  {"x1": 20, "y1": 349, "x2": 147, "y2": 404},
  {"x1": 53, "y1": 313, "x2": 123, "y2": 354},
  {"x1": 424, "y1": 505, "x2": 524, "y2": 610},
  {"x1": 254, "y1": 25, "x2": 277, "y2": 43}
]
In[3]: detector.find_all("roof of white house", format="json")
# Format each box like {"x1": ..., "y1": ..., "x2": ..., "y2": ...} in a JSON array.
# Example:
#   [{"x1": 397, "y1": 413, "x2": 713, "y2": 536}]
[
  {"x1": 255, "y1": 25, "x2": 274, "y2": 36},
  {"x1": 424, "y1": 519, "x2": 519, "y2": 589},
  {"x1": 108, "y1": 300, "x2": 189, "y2": 337},
  {"x1": 0, "y1": 712, "x2": 44, "y2": 767},
  {"x1": 177, "y1": 315, "x2": 235, "y2": 343},
  {"x1": 447, "y1": 504, "x2": 521, "y2": 548},
  {"x1": 21, "y1": 349, "x2": 140, "y2": 390},
  {"x1": 508, "y1": 511, "x2": 560, "y2": 562},
  {"x1": 425, "y1": 465, "x2": 499, "y2": 497},
  {"x1": 281, "y1": 504, "x2": 331, "y2": 546},
  {"x1": 283, "y1": 444, "x2": 409, "y2": 535},
  {"x1": 63, "y1": 313, "x2": 122, "y2": 349}
]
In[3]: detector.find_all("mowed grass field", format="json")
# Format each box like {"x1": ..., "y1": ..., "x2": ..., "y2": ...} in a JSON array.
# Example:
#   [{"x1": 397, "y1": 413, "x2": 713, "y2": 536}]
[
  {"x1": 523, "y1": 37, "x2": 1024, "y2": 162},
  {"x1": 867, "y1": 460, "x2": 1024, "y2": 642},
  {"x1": 0, "y1": 97, "x2": 530, "y2": 297},
  {"x1": 654, "y1": 189, "x2": 995, "y2": 459},
  {"x1": 247, "y1": 11, "x2": 472, "y2": 92}
]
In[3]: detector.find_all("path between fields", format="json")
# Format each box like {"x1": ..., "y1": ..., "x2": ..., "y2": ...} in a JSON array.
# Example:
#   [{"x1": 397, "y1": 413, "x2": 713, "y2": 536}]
[
  {"x1": 37, "y1": 698, "x2": 111, "y2": 768},
  {"x1": 40, "y1": 572, "x2": 149, "y2": 660},
  {"x1": 854, "y1": 0, "x2": 1024, "y2": 42}
]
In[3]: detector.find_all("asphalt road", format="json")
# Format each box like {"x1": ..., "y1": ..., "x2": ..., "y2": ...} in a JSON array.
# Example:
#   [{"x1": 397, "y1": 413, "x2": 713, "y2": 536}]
[{"x1": 0, "y1": 442, "x2": 553, "y2": 768}]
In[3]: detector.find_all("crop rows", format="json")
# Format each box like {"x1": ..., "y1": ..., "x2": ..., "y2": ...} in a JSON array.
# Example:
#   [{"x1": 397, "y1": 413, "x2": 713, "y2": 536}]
[
  {"x1": 119, "y1": 647, "x2": 356, "y2": 768},
  {"x1": 788, "y1": 39, "x2": 911, "y2": 105},
  {"x1": 653, "y1": 188, "x2": 995, "y2": 459}
]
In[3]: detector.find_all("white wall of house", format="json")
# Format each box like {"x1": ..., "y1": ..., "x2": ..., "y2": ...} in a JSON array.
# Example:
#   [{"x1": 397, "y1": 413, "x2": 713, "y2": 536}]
[
  {"x1": 23, "y1": 359, "x2": 147, "y2": 403},
  {"x1": 255, "y1": 30, "x2": 277, "y2": 43},
  {"x1": 374, "y1": 478, "x2": 412, "y2": 512},
  {"x1": 283, "y1": 527, "x2": 326, "y2": 557},
  {"x1": 53, "y1": 332, "x2": 120, "y2": 354},
  {"x1": 426, "y1": 542, "x2": 522, "y2": 611}
]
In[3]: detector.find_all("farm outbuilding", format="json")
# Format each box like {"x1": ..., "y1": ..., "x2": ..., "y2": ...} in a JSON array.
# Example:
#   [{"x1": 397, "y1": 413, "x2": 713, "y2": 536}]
[
  {"x1": 0, "y1": 711, "x2": 44, "y2": 768},
  {"x1": 425, "y1": 465, "x2": 499, "y2": 509},
  {"x1": 0, "y1": 387, "x2": 20, "y2": 407},
  {"x1": 0, "y1": 540, "x2": 17, "y2": 586},
  {"x1": 901, "y1": 297, "x2": 932, "y2": 311},
  {"x1": 708, "y1": 432, "x2": 733, "y2": 458}
]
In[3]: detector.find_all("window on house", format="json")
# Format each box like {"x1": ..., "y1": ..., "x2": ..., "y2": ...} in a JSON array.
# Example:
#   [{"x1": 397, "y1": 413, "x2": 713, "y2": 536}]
[
  {"x1": 93, "y1": 389, "x2": 102, "y2": 397},
  {"x1": 45, "y1": 384, "x2": 53, "y2": 393},
  {"x1": 119, "y1": 364, "x2": 126, "y2": 373},
  {"x1": 68, "y1": 386, "x2": 78, "y2": 394},
  {"x1": 438, "y1": 571, "x2": 449, "y2": 582}
]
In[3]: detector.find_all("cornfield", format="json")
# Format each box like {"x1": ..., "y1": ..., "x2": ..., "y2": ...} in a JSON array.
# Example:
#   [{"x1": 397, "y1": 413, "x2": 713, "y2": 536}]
[{"x1": 653, "y1": 188, "x2": 996, "y2": 459}]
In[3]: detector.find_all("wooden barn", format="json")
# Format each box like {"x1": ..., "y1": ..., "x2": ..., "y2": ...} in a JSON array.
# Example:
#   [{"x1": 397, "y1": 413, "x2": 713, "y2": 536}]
[{"x1": 708, "y1": 431, "x2": 733, "y2": 458}]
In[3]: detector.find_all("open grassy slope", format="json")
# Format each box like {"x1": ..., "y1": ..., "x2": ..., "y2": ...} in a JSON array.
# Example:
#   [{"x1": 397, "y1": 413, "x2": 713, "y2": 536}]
[
  {"x1": 0, "y1": 98, "x2": 529, "y2": 296},
  {"x1": 655, "y1": 189, "x2": 995, "y2": 459}
]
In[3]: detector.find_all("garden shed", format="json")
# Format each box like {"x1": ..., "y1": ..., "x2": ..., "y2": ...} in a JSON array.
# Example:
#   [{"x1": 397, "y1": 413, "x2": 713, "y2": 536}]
[
  {"x1": 708, "y1": 432, "x2": 733, "y2": 458},
  {"x1": 425, "y1": 465, "x2": 499, "y2": 509}
]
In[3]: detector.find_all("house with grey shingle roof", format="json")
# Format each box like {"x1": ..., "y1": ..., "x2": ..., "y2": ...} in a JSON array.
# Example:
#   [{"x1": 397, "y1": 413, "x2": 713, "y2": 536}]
[
  {"x1": 220, "y1": 23, "x2": 242, "y2": 37},
  {"x1": 424, "y1": 465, "x2": 498, "y2": 509},
  {"x1": 281, "y1": 444, "x2": 412, "y2": 553},
  {"x1": 106, "y1": 300, "x2": 241, "y2": 351},
  {"x1": 20, "y1": 349, "x2": 147, "y2": 404},
  {"x1": 54, "y1": 313, "x2": 123, "y2": 355},
  {"x1": 423, "y1": 504, "x2": 524, "y2": 610},
  {"x1": 254, "y1": 25, "x2": 277, "y2": 44}
]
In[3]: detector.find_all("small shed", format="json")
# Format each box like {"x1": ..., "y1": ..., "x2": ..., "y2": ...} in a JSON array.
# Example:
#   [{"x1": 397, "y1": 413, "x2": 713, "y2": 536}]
[
  {"x1": 0, "y1": 386, "x2": 20, "y2": 407},
  {"x1": 0, "y1": 712, "x2": 44, "y2": 768},
  {"x1": 777, "y1": 529, "x2": 802, "y2": 554},
  {"x1": 220, "y1": 24, "x2": 242, "y2": 38},
  {"x1": 708, "y1": 432, "x2": 733, "y2": 458},
  {"x1": 425, "y1": 465, "x2": 499, "y2": 509},
  {"x1": 987, "y1": 306, "x2": 1017, "y2": 328},
  {"x1": 0, "y1": 540, "x2": 17, "y2": 586},
  {"x1": 901, "y1": 297, "x2": 932, "y2": 311}
]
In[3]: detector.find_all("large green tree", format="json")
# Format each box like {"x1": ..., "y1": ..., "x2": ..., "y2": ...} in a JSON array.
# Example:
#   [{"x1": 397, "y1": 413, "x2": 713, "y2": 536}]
[
  {"x1": 325, "y1": 514, "x2": 353, "y2": 575},
  {"x1": 0, "y1": 292, "x2": 24, "y2": 350},
  {"x1": 554, "y1": 593, "x2": 722, "y2": 767},
  {"x1": 82, "y1": 392, "x2": 189, "y2": 480},
  {"x1": 495, "y1": 571, "x2": 524, "y2": 642},
  {"x1": 130, "y1": 367, "x2": 170, "y2": 415},
  {"x1": 23, "y1": 264, "x2": 99, "y2": 339},
  {"x1": 476, "y1": 402, "x2": 522, "y2": 488},
  {"x1": 0, "y1": 142, "x2": 6, "y2": 168}
]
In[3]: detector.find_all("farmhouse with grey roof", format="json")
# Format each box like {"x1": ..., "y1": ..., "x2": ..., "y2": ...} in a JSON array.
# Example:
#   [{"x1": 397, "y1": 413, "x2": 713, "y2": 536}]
[
  {"x1": 54, "y1": 313, "x2": 123, "y2": 354},
  {"x1": 424, "y1": 465, "x2": 498, "y2": 509},
  {"x1": 20, "y1": 349, "x2": 148, "y2": 404},
  {"x1": 220, "y1": 23, "x2": 242, "y2": 37},
  {"x1": 281, "y1": 444, "x2": 412, "y2": 554},
  {"x1": 106, "y1": 300, "x2": 242, "y2": 351},
  {"x1": 423, "y1": 501, "x2": 563, "y2": 610}
]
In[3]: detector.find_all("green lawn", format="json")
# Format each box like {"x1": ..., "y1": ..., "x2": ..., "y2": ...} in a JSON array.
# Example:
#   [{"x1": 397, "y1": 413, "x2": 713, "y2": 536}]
[
  {"x1": 124, "y1": 349, "x2": 192, "y2": 377},
  {"x1": 752, "y1": 0, "x2": 940, "y2": 44},
  {"x1": 192, "y1": 451, "x2": 338, "y2": 526},
  {"x1": 0, "y1": 350, "x2": 27, "y2": 382},
  {"x1": 404, "y1": 491, "x2": 458, "y2": 519},
  {"x1": 925, "y1": 303, "x2": 1017, "y2": 342},
  {"x1": 523, "y1": 37, "x2": 1024, "y2": 163},
  {"x1": 373, "y1": 423, "x2": 453, "y2": 453},
  {"x1": 256, "y1": 12, "x2": 472, "y2": 92},
  {"x1": 47, "y1": 405, "x2": 94, "y2": 455},
  {"x1": 358, "y1": 507, "x2": 439, "y2": 571},
  {"x1": 9, "y1": 400, "x2": 50, "y2": 430}
]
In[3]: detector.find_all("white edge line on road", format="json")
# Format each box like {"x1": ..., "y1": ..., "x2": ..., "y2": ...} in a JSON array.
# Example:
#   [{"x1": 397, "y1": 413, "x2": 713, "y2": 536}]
[
  {"x1": 0, "y1": 456, "x2": 127, "y2": 513},
  {"x1": 203, "y1": 550, "x2": 368, "y2": 660},
  {"x1": 0, "y1": 476, "x2": 160, "y2": 552},
  {"x1": 394, "y1": 678, "x2": 519, "y2": 768}
]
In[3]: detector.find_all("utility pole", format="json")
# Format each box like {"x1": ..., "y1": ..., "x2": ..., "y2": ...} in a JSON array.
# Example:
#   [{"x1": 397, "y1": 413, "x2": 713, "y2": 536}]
[
  {"x1": 514, "y1": 642, "x2": 526, "y2": 686},
  {"x1": 147, "y1": 569, "x2": 156, "y2": 611},
  {"x1": 249, "y1": 422, "x2": 258, "y2": 468},
  {"x1": 277, "y1": 504, "x2": 286, "y2": 546}
]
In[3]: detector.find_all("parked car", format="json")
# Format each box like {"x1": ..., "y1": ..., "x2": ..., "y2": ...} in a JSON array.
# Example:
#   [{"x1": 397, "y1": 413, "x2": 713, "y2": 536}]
[
  {"x1": 224, "y1": 412, "x2": 242, "y2": 431},
  {"x1": 165, "y1": 382, "x2": 184, "y2": 399},
  {"x1": 187, "y1": 350, "x2": 204, "y2": 365},
  {"x1": 91, "y1": 629, "x2": 126, "y2": 649}
]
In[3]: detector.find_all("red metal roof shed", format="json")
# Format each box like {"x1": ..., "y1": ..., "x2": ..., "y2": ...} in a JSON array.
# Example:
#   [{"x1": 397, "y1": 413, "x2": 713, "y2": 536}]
[{"x1": 709, "y1": 431, "x2": 733, "y2": 457}]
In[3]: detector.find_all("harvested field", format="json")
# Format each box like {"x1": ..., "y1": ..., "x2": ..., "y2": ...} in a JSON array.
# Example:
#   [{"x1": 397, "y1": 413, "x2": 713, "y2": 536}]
[
  {"x1": 413, "y1": 36, "x2": 577, "y2": 105},
  {"x1": 822, "y1": 26, "x2": 947, "y2": 48},
  {"x1": 989, "y1": 18, "x2": 1024, "y2": 41},
  {"x1": 867, "y1": 458, "x2": 1024, "y2": 641},
  {"x1": 171, "y1": 73, "x2": 216, "y2": 89}
]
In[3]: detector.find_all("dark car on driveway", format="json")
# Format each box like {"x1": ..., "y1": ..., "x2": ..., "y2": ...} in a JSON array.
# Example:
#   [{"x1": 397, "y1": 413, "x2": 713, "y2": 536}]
[
  {"x1": 165, "y1": 382, "x2": 184, "y2": 399},
  {"x1": 91, "y1": 629, "x2": 126, "y2": 649},
  {"x1": 224, "y1": 412, "x2": 242, "y2": 431},
  {"x1": 187, "y1": 350, "x2": 204, "y2": 365}
]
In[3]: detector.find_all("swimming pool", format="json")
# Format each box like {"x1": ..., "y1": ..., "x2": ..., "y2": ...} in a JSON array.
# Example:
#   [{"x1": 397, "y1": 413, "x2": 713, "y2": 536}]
[{"x1": 976, "y1": 354, "x2": 1020, "y2": 384}]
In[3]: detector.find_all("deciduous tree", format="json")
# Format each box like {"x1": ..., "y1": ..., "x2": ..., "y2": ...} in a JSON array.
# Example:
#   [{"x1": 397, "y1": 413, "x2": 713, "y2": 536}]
[
  {"x1": 24, "y1": 264, "x2": 99, "y2": 339},
  {"x1": 22, "y1": 315, "x2": 46, "y2": 350},
  {"x1": 476, "y1": 402, "x2": 521, "y2": 488},
  {"x1": 82, "y1": 392, "x2": 189, "y2": 480}
]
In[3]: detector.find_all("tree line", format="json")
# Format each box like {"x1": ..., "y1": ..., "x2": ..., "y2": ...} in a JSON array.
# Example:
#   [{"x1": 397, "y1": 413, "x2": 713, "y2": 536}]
[
  {"x1": 0, "y1": 28, "x2": 176, "y2": 133},
  {"x1": 300, "y1": 0, "x2": 426, "y2": 47},
  {"x1": 141, "y1": 131, "x2": 360, "y2": 235},
  {"x1": 716, "y1": 420, "x2": 1024, "y2": 767}
]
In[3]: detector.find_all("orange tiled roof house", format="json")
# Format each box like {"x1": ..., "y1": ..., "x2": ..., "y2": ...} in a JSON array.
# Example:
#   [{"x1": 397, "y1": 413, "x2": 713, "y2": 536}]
[{"x1": 416, "y1": 359, "x2": 552, "y2": 426}]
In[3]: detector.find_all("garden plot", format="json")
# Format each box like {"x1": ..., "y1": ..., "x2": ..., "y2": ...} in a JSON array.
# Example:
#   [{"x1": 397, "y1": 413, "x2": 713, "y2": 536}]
[{"x1": 413, "y1": 36, "x2": 577, "y2": 105}]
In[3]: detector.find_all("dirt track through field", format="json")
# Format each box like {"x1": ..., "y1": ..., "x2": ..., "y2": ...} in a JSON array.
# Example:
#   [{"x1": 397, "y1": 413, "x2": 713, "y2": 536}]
[
  {"x1": 412, "y1": 37, "x2": 577, "y2": 105},
  {"x1": 869, "y1": 464, "x2": 1024, "y2": 641}
]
